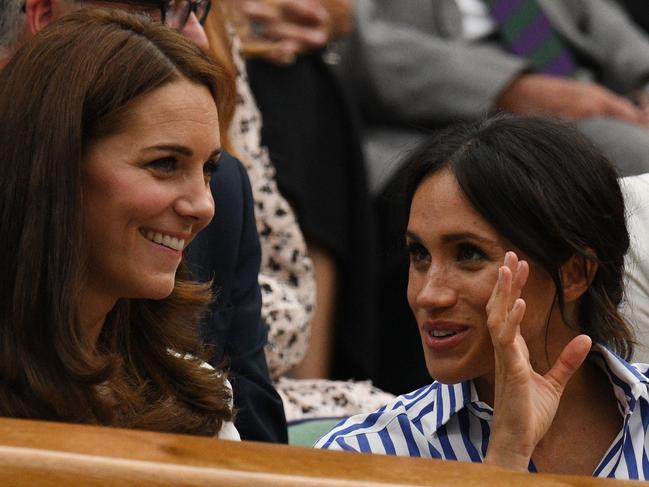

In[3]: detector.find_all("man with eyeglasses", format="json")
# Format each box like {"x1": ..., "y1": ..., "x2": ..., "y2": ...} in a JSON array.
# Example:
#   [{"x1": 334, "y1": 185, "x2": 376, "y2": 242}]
[
  {"x1": 0, "y1": 0, "x2": 289, "y2": 445},
  {"x1": 0, "y1": 0, "x2": 209, "y2": 66}
]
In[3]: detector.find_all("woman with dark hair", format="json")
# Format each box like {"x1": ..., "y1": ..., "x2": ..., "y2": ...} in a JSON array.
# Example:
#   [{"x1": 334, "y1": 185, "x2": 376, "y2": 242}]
[
  {"x1": 317, "y1": 116, "x2": 649, "y2": 478},
  {"x1": 0, "y1": 8, "x2": 238, "y2": 437}
]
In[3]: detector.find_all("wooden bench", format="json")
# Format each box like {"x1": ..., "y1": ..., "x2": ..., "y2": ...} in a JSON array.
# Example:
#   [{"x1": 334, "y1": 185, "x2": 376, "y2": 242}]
[{"x1": 0, "y1": 417, "x2": 641, "y2": 486}]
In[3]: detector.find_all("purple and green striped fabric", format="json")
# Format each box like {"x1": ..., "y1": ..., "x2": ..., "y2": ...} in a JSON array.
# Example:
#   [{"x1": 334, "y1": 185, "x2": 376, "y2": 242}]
[{"x1": 483, "y1": 0, "x2": 577, "y2": 76}]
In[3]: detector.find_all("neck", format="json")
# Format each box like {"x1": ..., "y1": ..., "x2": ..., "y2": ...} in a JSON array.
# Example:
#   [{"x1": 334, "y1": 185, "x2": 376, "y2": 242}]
[{"x1": 79, "y1": 289, "x2": 117, "y2": 350}]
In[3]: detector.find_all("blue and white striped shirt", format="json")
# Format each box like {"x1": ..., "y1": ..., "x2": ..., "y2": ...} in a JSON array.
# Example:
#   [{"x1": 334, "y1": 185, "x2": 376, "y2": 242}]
[{"x1": 315, "y1": 345, "x2": 649, "y2": 480}]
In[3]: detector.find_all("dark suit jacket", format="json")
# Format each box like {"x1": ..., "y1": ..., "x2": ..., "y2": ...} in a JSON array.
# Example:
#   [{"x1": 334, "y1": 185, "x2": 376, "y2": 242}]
[{"x1": 186, "y1": 152, "x2": 288, "y2": 443}]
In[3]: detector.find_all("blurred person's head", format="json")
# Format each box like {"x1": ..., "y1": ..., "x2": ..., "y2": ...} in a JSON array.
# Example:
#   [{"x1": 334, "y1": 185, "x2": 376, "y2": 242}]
[
  {"x1": 0, "y1": 0, "x2": 210, "y2": 66},
  {"x1": 0, "y1": 8, "x2": 233, "y2": 434}
]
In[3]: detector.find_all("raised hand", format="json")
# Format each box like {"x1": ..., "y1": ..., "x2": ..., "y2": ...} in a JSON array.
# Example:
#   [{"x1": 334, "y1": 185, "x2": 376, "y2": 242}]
[{"x1": 484, "y1": 252, "x2": 592, "y2": 471}]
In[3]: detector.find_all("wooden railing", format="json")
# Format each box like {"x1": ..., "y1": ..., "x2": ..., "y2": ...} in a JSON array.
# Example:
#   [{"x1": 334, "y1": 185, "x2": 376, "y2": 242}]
[{"x1": 0, "y1": 417, "x2": 643, "y2": 486}]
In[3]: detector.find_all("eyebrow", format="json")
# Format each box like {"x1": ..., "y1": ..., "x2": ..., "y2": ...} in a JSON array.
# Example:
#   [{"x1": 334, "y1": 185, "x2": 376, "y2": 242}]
[
  {"x1": 143, "y1": 145, "x2": 223, "y2": 160},
  {"x1": 405, "y1": 230, "x2": 498, "y2": 247}
]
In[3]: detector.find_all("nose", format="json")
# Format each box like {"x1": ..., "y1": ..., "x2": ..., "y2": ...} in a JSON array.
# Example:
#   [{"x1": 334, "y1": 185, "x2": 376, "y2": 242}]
[
  {"x1": 181, "y1": 13, "x2": 209, "y2": 51},
  {"x1": 174, "y1": 176, "x2": 215, "y2": 229},
  {"x1": 410, "y1": 265, "x2": 458, "y2": 311}
]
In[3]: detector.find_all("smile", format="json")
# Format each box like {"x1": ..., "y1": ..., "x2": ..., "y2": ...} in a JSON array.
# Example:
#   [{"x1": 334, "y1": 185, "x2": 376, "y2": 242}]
[
  {"x1": 141, "y1": 230, "x2": 185, "y2": 251},
  {"x1": 430, "y1": 329, "x2": 459, "y2": 338},
  {"x1": 422, "y1": 322, "x2": 471, "y2": 351}
]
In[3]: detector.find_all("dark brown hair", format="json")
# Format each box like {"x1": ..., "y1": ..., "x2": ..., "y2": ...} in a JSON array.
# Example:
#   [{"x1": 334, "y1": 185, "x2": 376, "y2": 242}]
[
  {"x1": 402, "y1": 116, "x2": 633, "y2": 359},
  {"x1": 0, "y1": 8, "x2": 235, "y2": 435}
]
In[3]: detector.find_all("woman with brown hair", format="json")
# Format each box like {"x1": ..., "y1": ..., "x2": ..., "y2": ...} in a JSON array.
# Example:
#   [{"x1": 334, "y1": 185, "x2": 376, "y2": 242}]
[{"x1": 0, "y1": 8, "x2": 238, "y2": 437}]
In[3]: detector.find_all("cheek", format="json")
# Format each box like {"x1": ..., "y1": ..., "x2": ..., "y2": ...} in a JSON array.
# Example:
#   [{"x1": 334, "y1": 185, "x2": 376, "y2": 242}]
[
  {"x1": 463, "y1": 272, "x2": 497, "y2": 316},
  {"x1": 518, "y1": 275, "x2": 557, "y2": 336}
]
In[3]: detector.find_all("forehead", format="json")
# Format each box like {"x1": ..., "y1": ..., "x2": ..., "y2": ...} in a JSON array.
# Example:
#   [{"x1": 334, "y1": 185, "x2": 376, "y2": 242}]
[
  {"x1": 124, "y1": 79, "x2": 218, "y2": 126},
  {"x1": 408, "y1": 169, "x2": 501, "y2": 241}
]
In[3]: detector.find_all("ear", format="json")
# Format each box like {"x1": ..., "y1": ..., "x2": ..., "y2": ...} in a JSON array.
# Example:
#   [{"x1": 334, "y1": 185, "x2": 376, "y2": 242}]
[
  {"x1": 24, "y1": 0, "x2": 66, "y2": 36},
  {"x1": 560, "y1": 252, "x2": 598, "y2": 303}
]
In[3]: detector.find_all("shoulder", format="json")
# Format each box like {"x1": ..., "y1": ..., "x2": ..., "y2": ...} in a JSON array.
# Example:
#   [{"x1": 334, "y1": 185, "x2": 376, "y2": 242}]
[{"x1": 314, "y1": 383, "x2": 440, "y2": 455}]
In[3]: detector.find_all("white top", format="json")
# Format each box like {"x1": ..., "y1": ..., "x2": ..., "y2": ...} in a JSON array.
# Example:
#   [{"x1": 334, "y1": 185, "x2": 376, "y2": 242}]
[
  {"x1": 180, "y1": 352, "x2": 241, "y2": 441},
  {"x1": 620, "y1": 174, "x2": 649, "y2": 363},
  {"x1": 316, "y1": 345, "x2": 649, "y2": 480}
]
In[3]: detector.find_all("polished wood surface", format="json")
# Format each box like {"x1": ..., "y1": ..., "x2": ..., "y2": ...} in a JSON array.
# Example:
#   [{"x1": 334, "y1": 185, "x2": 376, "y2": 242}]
[{"x1": 0, "y1": 417, "x2": 643, "y2": 486}]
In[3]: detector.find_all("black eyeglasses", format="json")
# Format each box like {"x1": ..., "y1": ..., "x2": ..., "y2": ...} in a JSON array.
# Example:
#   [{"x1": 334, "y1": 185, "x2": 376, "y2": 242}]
[
  {"x1": 57, "y1": 0, "x2": 212, "y2": 30},
  {"x1": 162, "y1": 0, "x2": 212, "y2": 29}
]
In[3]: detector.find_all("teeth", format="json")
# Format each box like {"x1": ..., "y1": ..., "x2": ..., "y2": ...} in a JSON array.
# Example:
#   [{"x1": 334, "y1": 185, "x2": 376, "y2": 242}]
[
  {"x1": 144, "y1": 231, "x2": 185, "y2": 251},
  {"x1": 431, "y1": 330, "x2": 457, "y2": 338}
]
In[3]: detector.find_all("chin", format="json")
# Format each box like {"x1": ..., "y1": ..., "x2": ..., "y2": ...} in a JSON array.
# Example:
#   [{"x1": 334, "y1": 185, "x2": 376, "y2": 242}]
[
  {"x1": 423, "y1": 356, "x2": 477, "y2": 385},
  {"x1": 135, "y1": 278, "x2": 176, "y2": 300}
]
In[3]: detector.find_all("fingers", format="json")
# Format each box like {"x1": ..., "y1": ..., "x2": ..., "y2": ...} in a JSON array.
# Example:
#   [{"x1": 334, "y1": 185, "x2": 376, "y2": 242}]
[
  {"x1": 545, "y1": 334, "x2": 592, "y2": 394},
  {"x1": 603, "y1": 94, "x2": 644, "y2": 125},
  {"x1": 278, "y1": 0, "x2": 330, "y2": 26},
  {"x1": 241, "y1": 0, "x2": 281, "y2": 24},
  {"x1": 486, "y1": 252, "x2": 529, "y2": 344},
  {"x1": 240, "y1": 0, "x2": 331, "y2": 52}
]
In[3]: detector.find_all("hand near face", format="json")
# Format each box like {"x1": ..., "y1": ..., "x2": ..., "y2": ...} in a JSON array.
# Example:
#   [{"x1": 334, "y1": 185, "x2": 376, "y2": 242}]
[
  {"x1": 240, "y1": 0, "x2": 332, "y2": 65},
  {"x1": 484, "y1": 252, "x2": 592, "y2": 471}
]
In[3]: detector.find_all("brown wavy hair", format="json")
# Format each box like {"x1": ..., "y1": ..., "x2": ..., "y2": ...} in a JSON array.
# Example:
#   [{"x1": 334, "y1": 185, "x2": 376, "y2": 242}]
[{"x1": 0, "y1": 8, "x2": 236, "y2": 435}]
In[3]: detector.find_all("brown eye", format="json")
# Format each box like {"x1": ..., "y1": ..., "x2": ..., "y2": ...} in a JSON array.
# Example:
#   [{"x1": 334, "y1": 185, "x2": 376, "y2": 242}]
[
  {"x1": 407, "y1": 242, "x2": 429, "y2": 264},
  {"x1": 147, "y1": 157, "x2": 178, "y2": 172},
  {"x1": 456, "y1": 243, "x2": 486, "y2": 263}
]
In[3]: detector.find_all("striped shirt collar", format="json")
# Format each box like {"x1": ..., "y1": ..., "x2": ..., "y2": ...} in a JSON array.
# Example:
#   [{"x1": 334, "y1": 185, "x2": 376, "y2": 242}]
[{"x1": 428, "y1": 344, "x2": 648, "y2": 434}]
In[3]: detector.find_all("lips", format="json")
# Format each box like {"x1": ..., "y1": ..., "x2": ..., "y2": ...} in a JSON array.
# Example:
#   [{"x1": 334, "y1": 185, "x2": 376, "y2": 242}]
[{"x1": 422, "y1": 321, "x2": 470, "y2": 351}]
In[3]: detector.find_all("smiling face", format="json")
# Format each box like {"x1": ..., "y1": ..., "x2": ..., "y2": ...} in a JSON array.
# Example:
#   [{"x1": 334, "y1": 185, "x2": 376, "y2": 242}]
[
  {"x1": 406, "y1": 169, "x2": 559, "y2": 387},
  {"x1": 81, "y1": 78, "x2": 220, "y2": 310}
]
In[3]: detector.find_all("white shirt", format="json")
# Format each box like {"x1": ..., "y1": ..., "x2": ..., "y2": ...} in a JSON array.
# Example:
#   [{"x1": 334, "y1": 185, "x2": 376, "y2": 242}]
[{"x1": 316, "y1": 345, "x2": 649, "y2": 480}]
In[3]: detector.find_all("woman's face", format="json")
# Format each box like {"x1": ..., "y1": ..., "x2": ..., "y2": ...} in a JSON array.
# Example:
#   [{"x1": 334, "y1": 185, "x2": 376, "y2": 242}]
[
  {"x1": 406, "y1": 169, "x2": 557, "y2": 386},
  {"x1": 82, "y1": 79, "x2": 219, "y2": 305}
]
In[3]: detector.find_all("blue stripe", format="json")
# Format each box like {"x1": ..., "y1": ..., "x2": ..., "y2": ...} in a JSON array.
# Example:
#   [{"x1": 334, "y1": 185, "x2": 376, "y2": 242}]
[
  {"x1": 437, "y1": 425, "x2": 457, "y2": 460},
  {"x1": 624, "y1": 436, "x2": 639, "y2": 479},
  {"x1": 470, "y1": 403, "x2": 493, "y2": 415},
  {"x1": 398, "y1": 415, "x2": 422, "y2": 457},
  {"x1": 390, "y1": 401, "x2": 405, "y2": 411},
  {"x1": 412, "y1": 402, "x2": 434, "y2": 425},
  {"x1": 319, "y1": 411, "x2": 383, "y2": 449},
  {"x1": 335, "y1": 437, "x2": 358, "y2": 452},
  {"x1": 428, "y1": 442, "x2": 442, "y2": 459},
  {"x1": 379, "y1": 427, "x2": 396, "y2": 455},
  {"x1": 594, "y1": 437, "x2": 623, "y2": 477},
  {"x1": 449, "y1": 386, "x2": 456, "y2": 419},
  {"x1": 461, "y1": 381, "x2": 471, "y2": 403},
  {"x1": 436, "y1": 386, "x2": 445, "y2": 429},
  {"x1": 357, "y1": 433, "x2": 370, "y2": 452},
  {"x1": 615, "y1": 354, "x2": 648, "y2": 383},
  {"x1": 609, "y1": 371, "x2": 633, "y2": 400},
  {"x1": 403, "y1": 382, "x2": 437, "y2": 401},
  {"x1": 480, "y1": 419, "x2": 490, "y2": 458},
  {"x1": 457, "y1": 408, "x2": 481, "y2": 462},
  {"x1": 640, "y1": 399, "x2": 649, "y2": 478}
]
